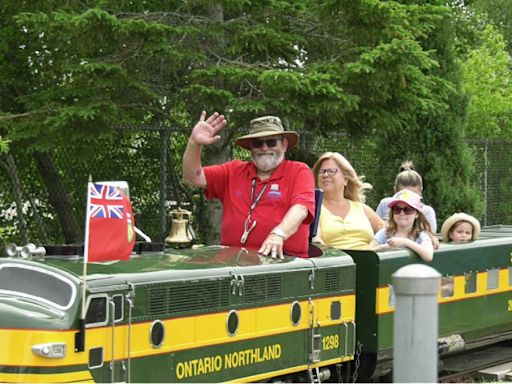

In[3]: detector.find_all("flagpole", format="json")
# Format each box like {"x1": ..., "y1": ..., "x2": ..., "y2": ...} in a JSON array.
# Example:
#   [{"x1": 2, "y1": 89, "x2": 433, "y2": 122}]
[
  {"x1": 82, "y1": 176, "x2": 92, "y2": 319},
  {"x1": 76, "y1": 176, "x2": 92, "y2": 352}
]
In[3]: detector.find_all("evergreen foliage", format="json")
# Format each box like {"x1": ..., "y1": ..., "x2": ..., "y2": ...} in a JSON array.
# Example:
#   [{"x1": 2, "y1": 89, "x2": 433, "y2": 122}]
[{"x1": 0, "y1": 0, "x2": 503, "y2": 244}]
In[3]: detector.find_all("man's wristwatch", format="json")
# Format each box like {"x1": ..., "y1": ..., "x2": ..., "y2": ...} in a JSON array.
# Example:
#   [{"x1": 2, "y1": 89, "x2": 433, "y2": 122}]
[{"x1": 271, "y1": 228, "x2": 286, "y2": 240}]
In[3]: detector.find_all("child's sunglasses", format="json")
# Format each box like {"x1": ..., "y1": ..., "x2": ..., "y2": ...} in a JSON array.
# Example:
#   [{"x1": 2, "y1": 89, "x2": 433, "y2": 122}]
[{"x1": 392, "y1": 206, "x2": 416, "y2": 215}]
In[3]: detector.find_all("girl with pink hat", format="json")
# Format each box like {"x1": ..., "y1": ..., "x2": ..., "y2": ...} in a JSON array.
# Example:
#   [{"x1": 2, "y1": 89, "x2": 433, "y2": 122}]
[{"x1": 369, "y1": 189, "x2": 436, "y2": 261}]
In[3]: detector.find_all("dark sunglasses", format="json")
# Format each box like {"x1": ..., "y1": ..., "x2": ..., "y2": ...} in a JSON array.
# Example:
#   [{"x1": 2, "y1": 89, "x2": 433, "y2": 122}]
[
  {"x1": 250, "y1": 138, "x2": 281, "y2": 149},
  {"x1": 392, "y1": 206, "x2": 416, "y2": 215}
]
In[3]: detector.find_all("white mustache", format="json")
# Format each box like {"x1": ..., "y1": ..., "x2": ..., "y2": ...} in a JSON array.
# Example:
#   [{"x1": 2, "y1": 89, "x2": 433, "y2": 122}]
[{"x1": 252, "y1": 151, "x2": 283, "y2": 172}]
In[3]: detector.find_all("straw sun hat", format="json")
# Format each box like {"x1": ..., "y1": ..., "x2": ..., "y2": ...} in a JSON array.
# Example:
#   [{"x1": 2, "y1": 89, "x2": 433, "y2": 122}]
[
  {"x1": 235, "y1": 116, "x2": 299, "y2": 150},
  {"x1": 441, "y1": 213, "x2": 481, "y2": 242}
]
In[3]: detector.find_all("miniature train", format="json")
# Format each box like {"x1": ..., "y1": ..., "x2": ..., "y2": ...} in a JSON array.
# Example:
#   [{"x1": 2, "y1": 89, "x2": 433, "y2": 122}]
[{"x1": 1, "y1": 225, "x2": 512, "y2": 382}]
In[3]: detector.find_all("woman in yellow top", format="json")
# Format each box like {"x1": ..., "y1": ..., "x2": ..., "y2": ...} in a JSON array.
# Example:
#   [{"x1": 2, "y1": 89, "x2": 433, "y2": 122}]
[{"x1": 312, "y1": 152, "x2": 384, "y2": 250}]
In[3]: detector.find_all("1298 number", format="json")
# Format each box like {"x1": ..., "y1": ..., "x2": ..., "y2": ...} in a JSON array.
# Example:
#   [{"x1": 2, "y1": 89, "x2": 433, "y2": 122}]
[{"x1": 322, "y1": 334, "x2": 339, "y2": 350}]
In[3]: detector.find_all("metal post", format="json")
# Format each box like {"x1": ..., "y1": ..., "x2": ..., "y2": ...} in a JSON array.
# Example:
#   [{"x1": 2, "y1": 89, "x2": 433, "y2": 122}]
[
  {"x1": 393, "y1": 264, "x2": 441, "y2": 383},
  {"x1": 159, "y1": 129, "x2": 169, "y2": 241}
]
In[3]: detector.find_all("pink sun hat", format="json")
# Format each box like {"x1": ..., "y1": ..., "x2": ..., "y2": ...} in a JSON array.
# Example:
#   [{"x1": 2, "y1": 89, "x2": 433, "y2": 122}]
[{"x1": 387, "y1": 189, "x2": 422, "y2": 211}]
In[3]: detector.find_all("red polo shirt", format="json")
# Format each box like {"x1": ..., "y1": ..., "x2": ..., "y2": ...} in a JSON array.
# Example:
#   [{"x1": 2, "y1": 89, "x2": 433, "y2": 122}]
[{"x1": 203, "y1": 159, "x2": 315, "y2": 258}]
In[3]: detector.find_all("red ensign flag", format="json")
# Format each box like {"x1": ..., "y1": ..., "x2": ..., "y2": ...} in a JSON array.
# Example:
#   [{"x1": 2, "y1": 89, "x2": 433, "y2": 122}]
[{"x1": 85, "y1": 182, "x2": 135, "y2": 262}]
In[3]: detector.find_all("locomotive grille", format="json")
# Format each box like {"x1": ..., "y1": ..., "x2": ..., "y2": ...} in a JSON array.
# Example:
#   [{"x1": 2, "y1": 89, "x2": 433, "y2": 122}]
[
  {"x1": 244, "y1": 275, "x2": 282, "y2": 302},
  {"x1": 325, "y1": 270, "x2": 341, "y2": 291},
  {"x1": 148, "y1": 280, "x2": 230, "y2": 315}
]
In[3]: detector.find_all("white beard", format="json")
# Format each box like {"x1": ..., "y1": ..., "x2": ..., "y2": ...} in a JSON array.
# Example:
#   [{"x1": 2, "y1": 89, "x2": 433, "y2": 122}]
[{"x1": 251, "y1": 151, "x2": 284, "y2": 172}]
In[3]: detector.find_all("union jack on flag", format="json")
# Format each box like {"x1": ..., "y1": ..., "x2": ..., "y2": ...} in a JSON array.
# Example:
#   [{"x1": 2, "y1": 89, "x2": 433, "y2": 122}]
[
  {"x1": 89, "y1": 183, "x2": 125, "y2": 219},
  {"x1": 85, "y1": 180, "x2": 135, "y2": 263}
]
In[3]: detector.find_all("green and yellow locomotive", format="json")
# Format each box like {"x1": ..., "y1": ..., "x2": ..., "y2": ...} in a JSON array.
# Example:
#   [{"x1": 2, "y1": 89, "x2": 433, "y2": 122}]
[
  {"x1": 0, "y1": 245, "x2": 356, "y2": 383},
  {"x1": 2, "y1": 225, "x2": 512, "y2": 382}
]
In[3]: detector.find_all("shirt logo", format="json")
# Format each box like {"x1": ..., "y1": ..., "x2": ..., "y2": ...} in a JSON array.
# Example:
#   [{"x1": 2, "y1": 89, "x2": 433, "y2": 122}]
[{"x1": 268, "y1": 184, "x2": 282, "y2": 199}]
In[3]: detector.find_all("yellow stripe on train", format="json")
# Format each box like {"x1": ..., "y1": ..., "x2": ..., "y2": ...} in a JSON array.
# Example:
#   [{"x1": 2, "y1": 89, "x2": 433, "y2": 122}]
[
  {"x1": 0, "y1": 294, "x2": 355, "y2": 366},
  {"x1": 375, "y1": 268, "x2": 512, "y2": 314},
  {"x1": 0, "y1": 370, "x2": 93, "y2": 383},
  {"x1": 233, "y1": 356, "x2": 354, "y2": 383}
]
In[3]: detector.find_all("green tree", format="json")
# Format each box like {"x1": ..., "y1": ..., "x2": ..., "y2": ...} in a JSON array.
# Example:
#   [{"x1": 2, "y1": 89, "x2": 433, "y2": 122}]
[
  {"x1": 468, "y1": 0, "x2": 512, "y2": 53},
  {"x1": 0, "y1": 137, "x2": 7, "y2": 154},
  {"x1": 0, "y1": 1, "x2": 194, "y2": 242},
  {"x1": 315, "y1": 0, "x2": 482, "y2": 224},
  {"x1": 1, "y1": 1, "x2": 358, "y2": 243},
  {"x1": 462, "y1": 25, "x2": 512, "y2": 138},
  {"x1": 0, "y1": 0, "x2": 488, "y2": 245}
]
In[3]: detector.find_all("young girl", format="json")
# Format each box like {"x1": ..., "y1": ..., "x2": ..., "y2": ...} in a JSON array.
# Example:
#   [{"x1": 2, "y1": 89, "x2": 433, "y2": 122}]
[
  {"x1": 441, "y1": 213, "x2": 481, "y2": 243},
  {"x1": 440, "y1": 213, "x2": 481, "y2": 297},
  {"x1": 369, "y1": 189, "x2": 434, "y2": 262}
]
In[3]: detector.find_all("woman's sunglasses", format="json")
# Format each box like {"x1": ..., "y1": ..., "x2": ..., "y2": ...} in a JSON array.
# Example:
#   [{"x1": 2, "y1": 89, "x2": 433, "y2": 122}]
[
  {"x1": 250, "y1": 138, "x2": 281, "y2": 148},
  {"x1": 392, "y1": 206, "x2": 416, "y2": 215}
]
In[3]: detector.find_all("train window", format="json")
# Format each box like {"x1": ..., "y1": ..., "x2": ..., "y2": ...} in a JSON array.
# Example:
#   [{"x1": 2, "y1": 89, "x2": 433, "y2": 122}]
[
  {"x1": 487, "y1": 269, "x2": 499, "y2": 290},
  {"x1": 291, "y1": 301, "x2": 302, "y2": 325},
  {"x1": 85, "y1": 295, "x2": 108, "y2": 327},
  {"x1": 112, "y1": 295, "x2": 123, "y2": 322},
  {"x1": 226, "y1": 310, "x2": 239, "y2": 336},
  {"x1": 150, "y1": 320, "x2": 165, "y2": 348},
  {"x1": 509, "y1": 267, "x2": 512, "y2": 286},
  {"x1": 0, "y1": 263, "x2": 76, "y2": 310},
  {"x1": 88, "y1": 347, "x2": 103, "y2": 369},
  {"x1": 464, "y1": 272, "x2": 477, "y2": 294},
  {"x1": 441, "y1": 276, "x2": 454, "y2": 298},
  {"x1": 330, "y1": 301, "x2": 341, "y2": 321}
]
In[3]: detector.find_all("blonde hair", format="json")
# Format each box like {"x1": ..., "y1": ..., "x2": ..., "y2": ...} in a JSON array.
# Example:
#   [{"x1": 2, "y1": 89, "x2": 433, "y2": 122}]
[
  {"x1": 399, "y1": 160, "x2": 415, "y2": 172},
  {"x1": 312, "y1": 152, "x2": 372, "y2": 202},
  {"x1": 394, "y1": 169, "x2": 423, "y2": 191}
]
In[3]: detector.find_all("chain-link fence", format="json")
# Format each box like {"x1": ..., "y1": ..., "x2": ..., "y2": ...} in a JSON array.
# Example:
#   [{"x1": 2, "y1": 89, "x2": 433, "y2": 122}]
[
  {"x1": 466, "y1": 139, "x2": 512, "y2": 226},
  {"x1": 167, "y1": 132, "x2": 512, "y2": 238},
  {"x1": 2, "y1": 130, "x2": 511, "y2": 245}
]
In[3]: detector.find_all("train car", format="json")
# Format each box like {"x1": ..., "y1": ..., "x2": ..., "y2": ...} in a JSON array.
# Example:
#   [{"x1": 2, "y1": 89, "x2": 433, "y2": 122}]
[
  {"x1": 3, "y1": 225, "x2": 512, "y2": 382},
  {"x1": 0, "y1": 244, "x2": 356, "y2": 383},
  {"x1": 344, "y1": 225, "x2": 512, "y2": 381}
]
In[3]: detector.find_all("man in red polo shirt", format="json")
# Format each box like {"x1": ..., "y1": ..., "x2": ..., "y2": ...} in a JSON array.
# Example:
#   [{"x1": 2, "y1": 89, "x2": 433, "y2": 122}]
[{"x1": 183, "y1": 111, "x2": 315, "y2": 259}]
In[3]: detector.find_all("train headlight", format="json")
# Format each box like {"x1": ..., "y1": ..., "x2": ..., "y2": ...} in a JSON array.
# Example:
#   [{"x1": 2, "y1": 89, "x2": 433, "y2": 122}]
[{"x1": 32, "y1": 343, "x2": 66, "y2": 359}]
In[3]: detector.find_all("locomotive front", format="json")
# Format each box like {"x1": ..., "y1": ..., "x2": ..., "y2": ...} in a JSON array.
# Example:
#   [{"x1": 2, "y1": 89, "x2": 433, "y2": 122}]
[
  {"x1": 0, "y1": 245, "x2": 357, "y2": 383},
  {"x1": 0, "y1": 258, "x2": 87, "y2": 382}
]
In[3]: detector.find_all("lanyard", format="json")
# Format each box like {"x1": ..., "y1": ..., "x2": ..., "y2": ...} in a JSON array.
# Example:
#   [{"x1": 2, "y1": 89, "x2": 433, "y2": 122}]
[{"x1": 240, "y1": 178, "x2": 268, "y2": 244}]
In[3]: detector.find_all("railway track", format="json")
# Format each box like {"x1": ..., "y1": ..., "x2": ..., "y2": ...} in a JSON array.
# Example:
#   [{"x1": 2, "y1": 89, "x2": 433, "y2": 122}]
[{"x1": 439, "y1": 345, "x2": 512, "y2": 382}]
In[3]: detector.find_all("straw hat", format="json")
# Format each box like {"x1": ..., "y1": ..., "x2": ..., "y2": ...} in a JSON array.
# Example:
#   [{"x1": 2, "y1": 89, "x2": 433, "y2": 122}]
[
  {"x1": 387, "y1": 189, "x2": 422, "y2": 211},
  {"x1": 235, "y1": 116, "x2": 299, "y2": 150},
  {"x1": 441, "y1": 213, "x2": 481, "y2": 242}
]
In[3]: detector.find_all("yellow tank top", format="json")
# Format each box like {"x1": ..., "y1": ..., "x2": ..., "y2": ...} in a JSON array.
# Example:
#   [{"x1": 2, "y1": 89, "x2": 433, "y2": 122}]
[{"x1": 319, "y1": 200, "x2": 374, "y2": 250}]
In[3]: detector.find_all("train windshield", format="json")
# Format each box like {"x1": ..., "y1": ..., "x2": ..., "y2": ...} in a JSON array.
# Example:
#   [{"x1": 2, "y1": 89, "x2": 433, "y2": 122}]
[{"x1": 0, "y1": 263, "x2": 76, "y2": 310}]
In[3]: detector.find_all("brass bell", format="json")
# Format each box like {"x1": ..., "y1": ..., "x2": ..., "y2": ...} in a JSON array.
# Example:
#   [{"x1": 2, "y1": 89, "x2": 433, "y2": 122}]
[{"x1": 165, "y1": 208, "x2": 193, "y2": 248}]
